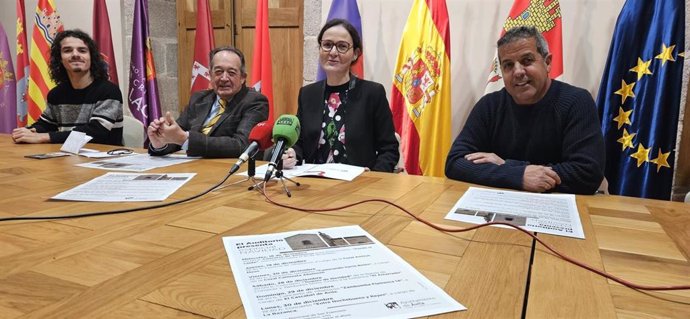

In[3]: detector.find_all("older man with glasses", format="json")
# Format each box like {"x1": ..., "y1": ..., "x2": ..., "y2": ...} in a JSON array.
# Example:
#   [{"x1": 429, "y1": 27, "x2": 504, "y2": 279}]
[{"x1": 147, "y1": 46, "x2": 268, "y2": 158}]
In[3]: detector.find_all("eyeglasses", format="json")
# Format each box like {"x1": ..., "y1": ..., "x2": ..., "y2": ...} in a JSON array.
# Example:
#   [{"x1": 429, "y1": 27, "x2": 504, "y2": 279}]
[
  {"x1": 320, "y1": 41, "x2": 352, "y2": 54},
  {"x1": 107, "y1": 148, "x2": 134, "y2": 155}
]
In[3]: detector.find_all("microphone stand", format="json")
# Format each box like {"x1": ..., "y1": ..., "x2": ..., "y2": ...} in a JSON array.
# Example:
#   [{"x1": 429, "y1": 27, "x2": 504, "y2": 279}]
[
  {"x1": 243, "y1": 157, "x2": 263, "y2": 189},
  {"x1": 251, "y1": 158, "x2": 301, "y2": 197},
  {"x1": 273, "y1": 159, "x2": 301, "y2": 197},
  {"x1": 223, "y1": 156, "x2": 260, "y2": 190}
]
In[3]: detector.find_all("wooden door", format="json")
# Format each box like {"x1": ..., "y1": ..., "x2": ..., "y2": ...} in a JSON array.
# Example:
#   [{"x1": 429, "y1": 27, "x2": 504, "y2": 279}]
[
  {"x1": 177, "y1": 0, "x2": 235, "y2": 112},
  {"x1": 176, "y1": 0, "x2": 303, "y2": 117},
  {"x1": 236, "y1": 0, "x2": 303, "y2": 117}
]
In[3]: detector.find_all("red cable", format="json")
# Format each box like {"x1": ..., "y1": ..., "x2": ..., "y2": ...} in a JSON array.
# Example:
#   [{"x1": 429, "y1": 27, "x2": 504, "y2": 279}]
[{"x1": 259, "y1": 184, "x2": 690, "y2": 291}]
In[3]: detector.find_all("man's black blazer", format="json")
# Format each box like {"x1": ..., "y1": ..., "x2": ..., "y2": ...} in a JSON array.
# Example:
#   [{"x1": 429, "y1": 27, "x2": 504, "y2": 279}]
[{"x1": 149, "y1": 85, "x2": 268, "y2": 158}]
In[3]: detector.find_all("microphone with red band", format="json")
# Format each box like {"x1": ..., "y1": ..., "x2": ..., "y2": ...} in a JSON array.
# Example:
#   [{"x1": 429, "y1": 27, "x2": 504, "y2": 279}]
[{"x1": 229, "y1": 121, "x2": 274, "y2": 174}]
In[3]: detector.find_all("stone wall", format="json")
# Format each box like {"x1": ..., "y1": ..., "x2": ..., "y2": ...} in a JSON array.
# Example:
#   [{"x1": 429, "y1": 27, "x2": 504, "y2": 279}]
[
  {"x1": 670, "y1": 1, "x2": 690, "y2": 202},
  {"x1": 122, "y1": 0, "x2": 179, "y2": 117},
  {"x1": 303, "y1": 0, "x2": 322, "y2": 85}
]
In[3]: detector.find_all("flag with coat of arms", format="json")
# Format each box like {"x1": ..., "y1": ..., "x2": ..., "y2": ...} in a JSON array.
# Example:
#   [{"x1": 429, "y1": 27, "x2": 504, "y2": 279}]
[{"x1": 390, "y1": 0, "x2": 452, "y2": 177}]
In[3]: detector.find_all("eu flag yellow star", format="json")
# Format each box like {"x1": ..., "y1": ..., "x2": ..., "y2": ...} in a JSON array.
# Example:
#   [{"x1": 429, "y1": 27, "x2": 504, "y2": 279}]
[
  {"x1": 650, "y1": 149, "x2": 671, "y2": 172},
  {"x1": 655, "y1": 43, "x2": 676, "y2": 66},
  {"x1": 630, "y1": 143, "x2": 650, "y2": 167},
  {"x1": 612, "y1": 106, "x2": 632, "y2": 129},
  {"x1": 616, "y1": 128, "x2": 636, "y2": 151},
  {"x1": 629, "y1": 58, "x2": 652, "y2": 80},
  {"x1": 679, "y1": 52, "x2": 686, "y2": 58},
  {"x1": 614, "y1": 80, "x2": 636, "y2": 104}
]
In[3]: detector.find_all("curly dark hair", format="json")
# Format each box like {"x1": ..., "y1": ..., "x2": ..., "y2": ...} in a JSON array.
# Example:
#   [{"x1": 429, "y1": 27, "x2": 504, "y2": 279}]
[{"x1": 49, "y1": 29, "x2": 108, "y2": 84}]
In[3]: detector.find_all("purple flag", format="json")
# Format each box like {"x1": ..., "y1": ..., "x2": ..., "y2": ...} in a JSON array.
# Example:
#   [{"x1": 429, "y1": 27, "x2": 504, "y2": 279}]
[
  {"x1": 128, "y1": 0, "x2": 161, "y2": 144},
  {"x1": 0, "y1": 22, "x2": 17, "y2": 133},
  {"x1": 317, "y1": 0, "x2": 364, "y2": 80}
]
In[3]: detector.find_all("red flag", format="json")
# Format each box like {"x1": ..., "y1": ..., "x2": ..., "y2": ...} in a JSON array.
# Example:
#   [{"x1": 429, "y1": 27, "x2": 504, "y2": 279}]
[
  {"x1": 190, "y1": 0, "x2": 215, "y2": 94},
  {"x1": 93, "y1": 0, "x2": 119, "y2": 85},
  {"x1": 250, "y1": 0, "x2": 274, "y2": 122},
  {"x1": 16, "y1": 0, "x2": 29, "y2": 127}
]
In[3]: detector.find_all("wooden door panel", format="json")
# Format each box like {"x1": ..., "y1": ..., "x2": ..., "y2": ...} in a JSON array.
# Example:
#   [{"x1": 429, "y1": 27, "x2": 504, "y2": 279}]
[
  {"x1": 237, "y1": 0, "x2": 303, "y2": 117},
  {"x1": 177, "y1": 0, "x2": 234, "y2": 112},
  {"x1": 177, "y1": 0, "x2": 302, "y2": 118}
]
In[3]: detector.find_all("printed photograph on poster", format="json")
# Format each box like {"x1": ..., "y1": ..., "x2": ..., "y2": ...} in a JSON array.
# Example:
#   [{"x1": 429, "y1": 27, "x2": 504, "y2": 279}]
[{"x1": 444, "y1": 187, "x2": 585, "y2": 239}]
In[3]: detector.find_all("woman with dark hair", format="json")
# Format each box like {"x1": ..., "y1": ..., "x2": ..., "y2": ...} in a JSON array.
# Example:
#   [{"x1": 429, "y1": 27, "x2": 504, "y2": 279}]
[
  {"x1": 283, "y1": 19, "x2": 399, "y2": 172},
  {"x1": 11, "y1": 29, "x2": 123, "y2": 146}
]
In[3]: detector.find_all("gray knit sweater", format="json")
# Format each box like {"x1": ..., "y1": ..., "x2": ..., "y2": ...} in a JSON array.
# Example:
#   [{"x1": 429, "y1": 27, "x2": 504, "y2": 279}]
[{"x1": 29, "y1": 79, "x2": 123, "y2": 146}]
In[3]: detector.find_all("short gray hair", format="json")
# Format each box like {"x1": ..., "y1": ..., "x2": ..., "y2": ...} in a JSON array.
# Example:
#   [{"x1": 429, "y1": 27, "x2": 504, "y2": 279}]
[
  {"x1": 497, "y1": 26, "x2": 550, "y2": 58},
  {"x1": 209, "y1": 46, "x2": 247, "y2": 75}
]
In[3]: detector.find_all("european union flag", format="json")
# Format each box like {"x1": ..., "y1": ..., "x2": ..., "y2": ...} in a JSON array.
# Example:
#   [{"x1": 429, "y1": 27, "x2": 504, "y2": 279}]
[{"x1": 597, "y1": 0, "x2": 685, "y2": 200}]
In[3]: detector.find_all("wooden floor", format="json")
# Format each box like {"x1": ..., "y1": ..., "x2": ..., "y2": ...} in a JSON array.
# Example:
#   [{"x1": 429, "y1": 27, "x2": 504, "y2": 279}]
[{"x1": 0, "y1": 137, "x2": 688, "y2": 318}]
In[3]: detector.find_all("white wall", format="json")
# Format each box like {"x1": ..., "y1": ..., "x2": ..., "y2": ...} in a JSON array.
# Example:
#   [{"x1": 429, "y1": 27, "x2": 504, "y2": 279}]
[
  {"x1": 0, "y1": 0, "x2": 125, "y2": 94},
  {"x1": 320, "y1": 0, "x2": 627, "y2": 138}
]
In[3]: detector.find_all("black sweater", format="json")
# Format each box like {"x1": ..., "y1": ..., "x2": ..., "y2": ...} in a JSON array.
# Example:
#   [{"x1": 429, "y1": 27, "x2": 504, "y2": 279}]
[{"x1": 445, "y1": 80, "x2": 605, "y2": 194}]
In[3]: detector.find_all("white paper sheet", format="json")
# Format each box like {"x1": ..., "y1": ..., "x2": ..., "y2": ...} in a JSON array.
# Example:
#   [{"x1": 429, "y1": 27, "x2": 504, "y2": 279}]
[
  {"x1": 243, "y1": 163, "x2": 365, "y2": 181},
  {"x1": 52, "y1": 172, "x2": 195, "y2": 202},
  {"x1": 76, "y1": 154, "x2": 198, "y2": 172},
  {"x1": 60, "y1": 131, "x2": 92, "y2": 154},
  {"x1": 444, "y1": 187, "x2": 585, "y2": 239},
  {"x1": 223, "y1": 225, "x2": 465, "y2": 319}
]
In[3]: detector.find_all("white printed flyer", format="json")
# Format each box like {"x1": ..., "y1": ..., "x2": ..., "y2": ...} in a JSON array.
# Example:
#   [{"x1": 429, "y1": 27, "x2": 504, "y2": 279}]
[{"x1": 222, "y1": 225, "x2": 465, "y2": 319}]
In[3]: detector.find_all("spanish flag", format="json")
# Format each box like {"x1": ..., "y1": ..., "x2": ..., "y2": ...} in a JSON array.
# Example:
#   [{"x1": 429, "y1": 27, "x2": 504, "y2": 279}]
[
  {"x1": 27, "y1": 0, "x2": 63, "y2": 125},
  {"x1": 390, "y1": 0, "x2": 451, "y2": 177}
]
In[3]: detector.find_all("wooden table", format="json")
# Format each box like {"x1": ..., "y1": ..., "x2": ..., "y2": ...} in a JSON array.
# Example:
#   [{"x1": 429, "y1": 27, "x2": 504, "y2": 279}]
[{"x1": 0, "y1": 137, "x2": 688, "y2": 318}]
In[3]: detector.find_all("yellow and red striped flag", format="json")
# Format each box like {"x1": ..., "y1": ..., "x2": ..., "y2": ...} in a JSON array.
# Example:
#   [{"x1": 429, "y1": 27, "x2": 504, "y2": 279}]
[
  {"x1": 27, "y1": 0, "x2": 63, "y2": 125},
  {"x1": 390, "y1": 0, "x2": 451, "y2": 177},
  {"x1": 16, "y1": 0, "x2": 30, "y2": 127}
]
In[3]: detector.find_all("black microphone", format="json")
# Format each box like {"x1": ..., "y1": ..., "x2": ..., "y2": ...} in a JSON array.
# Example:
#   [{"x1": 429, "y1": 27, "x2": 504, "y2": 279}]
[
  {"x1": 264, "y1": 115, "x2": 301, "y2": 182},
  {"x1": 229, "y1": 121, "x2": 274, "y2": 174}
]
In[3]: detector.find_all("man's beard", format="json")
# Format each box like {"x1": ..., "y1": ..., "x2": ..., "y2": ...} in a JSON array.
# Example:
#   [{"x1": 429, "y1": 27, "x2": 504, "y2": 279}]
[
  {"x1": 68, "y1": 60, "x2": 88, "y2": 73},
  {"x1": 70, "y1": 66, "x2": 87, "y2": 73}
]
